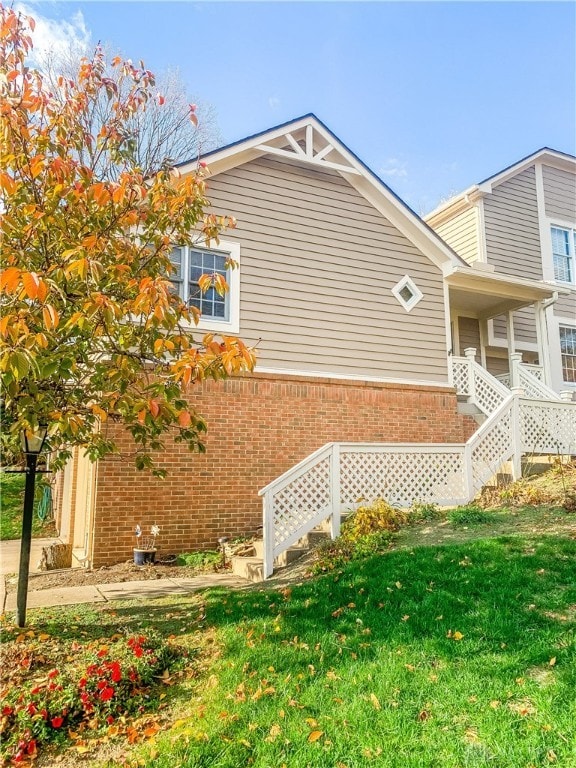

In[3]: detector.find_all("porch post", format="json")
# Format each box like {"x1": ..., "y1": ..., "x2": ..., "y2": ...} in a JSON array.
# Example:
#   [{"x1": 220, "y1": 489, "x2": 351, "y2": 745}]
[
  {"x1": 534, "y1": 300, "x2": 552, "y2": 387},
  {"x1": 510, "y1": 352, "x2": 523, "y2": 389},
  {"x1": 506, "y1": 310, "x2": 516, "y2": 375}
]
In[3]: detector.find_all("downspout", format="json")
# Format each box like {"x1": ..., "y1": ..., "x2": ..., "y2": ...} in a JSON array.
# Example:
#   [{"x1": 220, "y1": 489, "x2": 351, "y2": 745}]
[{"x1": 538, "y1": 291, "x2": 559, "y2": 388}]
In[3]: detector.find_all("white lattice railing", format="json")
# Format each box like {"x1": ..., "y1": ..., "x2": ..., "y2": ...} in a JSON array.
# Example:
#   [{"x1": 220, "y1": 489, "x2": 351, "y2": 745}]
[
  {"x1": 451, "y1": 351, "x2": 509, "y2": 416},
  {"x1": 520, "y1": 398, "x2": 576, "y2": 455},
  {"x1": 258, "y1": 390, "x2": 576, "y2": 578},
  {"x1": 515, "y1": 365, "x2": 562, "y2": 401}
]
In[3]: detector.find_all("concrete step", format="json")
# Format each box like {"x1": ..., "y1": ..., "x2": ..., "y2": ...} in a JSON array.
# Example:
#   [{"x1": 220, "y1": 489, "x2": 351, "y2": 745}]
[
  {"x1": 231, "y1": 556, "x2": 264, "y2": 583},
  {"x1": 457, "y1": 402, "x2": 487, "y2": 425},
  {"x1": 252, "y1": 540, "x2": 311, "y2": 567}
]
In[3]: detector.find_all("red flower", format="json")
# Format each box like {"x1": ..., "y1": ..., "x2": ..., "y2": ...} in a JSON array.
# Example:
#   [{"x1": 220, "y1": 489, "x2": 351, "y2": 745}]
[
  {"x1": 78, "y1": 678, "x2": 87, "y2": 688},
  {"x1": 26, "y1": 703, "x2": 37, "y2": 716},
  {"x1": 100, "y1": 686, "x2": 114, "y2": 702},
  {"x1": 51, "y1": 716, "x2": 64, "y2": 728},
  {"x1": 97, "y1": 648, "x2": 108, "y2": 658},
  {"x1": 133, "y1": 646, "x2": 143, "y2": 658},
  {"x1": 27, "y1": 739, "x2": 37, "y2": 755},
  {"x1": 109, "y1": 661, "x2": 122, "y2": 682},
  {"x1": 1, "y1": 705, "x2": 13, "y2": 716},
  {"x1": 106, "y1": 715, "x2": 114, "y2": 725},
  {"x1": 97, "y1": 680, "x2": 106, "y2": 690},
  {"x1": 30, "y1": 686, "x2": 41, "y2": 695},
  {"x1": 47, "y1": 669, "x2": 59, "y2": 679}
]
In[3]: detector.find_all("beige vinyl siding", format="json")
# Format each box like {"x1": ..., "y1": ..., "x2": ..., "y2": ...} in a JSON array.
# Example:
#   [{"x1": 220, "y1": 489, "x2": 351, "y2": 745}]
[
  {"x1": 483, "y1": 167, "x2": 542, "y2": 280},
  {"x1": 486, "y1": 356, "x2": 509, "y2": 376},
  {"x1": 457, "y1": 316, "x2": 481, "y2": 358},
  {"x1": 553, "y1": 292, "x2": 576, "y2": 320},
  {"x1": 432, "y1": 207, "x2": 479, "y2": 264},
  {"x1": 204, "y1": 155, "x2": 449, "y2": 383},
  {"x1": 543, "y1": 166, "x2": 576, "y2": 222},
  {"x1": 492, "y1": 305, "x2": 537, "y2": 346}
]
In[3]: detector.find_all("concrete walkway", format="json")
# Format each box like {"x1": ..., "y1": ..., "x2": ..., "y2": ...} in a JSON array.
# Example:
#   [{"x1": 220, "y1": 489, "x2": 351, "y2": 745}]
[
  {"x1": 1, "y1": 573, "x2": 247, "y2": 614},
  {"x1": 0, "y1": 538, "x2": 59, "y2": 576}
]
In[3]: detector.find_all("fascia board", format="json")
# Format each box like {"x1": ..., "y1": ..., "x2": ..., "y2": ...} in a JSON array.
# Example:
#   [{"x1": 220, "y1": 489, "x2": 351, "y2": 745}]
[
  {"x1": 477, "y1": 149, "x2": 576, "y2": 193},
  {"x1": 181, "y1": 114, "x2": 464, "y2": 271},
  {"x1": 445, "y1": 265, "x2": 570, "y2": 301}
]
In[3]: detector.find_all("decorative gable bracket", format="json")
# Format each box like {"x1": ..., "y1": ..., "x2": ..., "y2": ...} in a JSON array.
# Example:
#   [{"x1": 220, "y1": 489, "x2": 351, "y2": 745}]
[{"x1": 255, "y1": 124, "x2": 361, "y2": 175}]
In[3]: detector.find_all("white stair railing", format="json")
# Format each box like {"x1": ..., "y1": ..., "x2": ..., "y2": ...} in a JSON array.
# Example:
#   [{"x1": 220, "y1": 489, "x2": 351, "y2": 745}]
[
  {"x1": 451, "y1": 349, "x2": 509, "y2": 416},
  {"x1": 464, "y1": 394, "x2": 517, "y2": 495},
  {"x1": 520, "y1": 398, "x2": 576, "y2": 455}
]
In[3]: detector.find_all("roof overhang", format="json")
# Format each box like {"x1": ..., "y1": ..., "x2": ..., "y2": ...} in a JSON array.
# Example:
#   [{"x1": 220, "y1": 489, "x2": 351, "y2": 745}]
[
  {"x1": 426, "y1": 148, "x2": 576, "y2": 225},
  {"x1": 177, "y1": 114, "x2": 467, "y2": 272},
  {"x1": 445, "y1": 265, "x2": 569, "y2": 319}
]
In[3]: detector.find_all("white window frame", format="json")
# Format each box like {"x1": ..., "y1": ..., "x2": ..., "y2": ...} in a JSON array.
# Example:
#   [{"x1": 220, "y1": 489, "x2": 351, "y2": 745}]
[
  {"x1": 550, "y1": 224, "x2": 576, "y2": 285},
  {"x1": 391, "y1": 275, "x2": 423, "y2": 313},
  {"x1": 559, "y1": 323, "x2": 576, "y2": 384},
  {"x1": 170, "y1": 240, "x2": 240, "y2": 334}
]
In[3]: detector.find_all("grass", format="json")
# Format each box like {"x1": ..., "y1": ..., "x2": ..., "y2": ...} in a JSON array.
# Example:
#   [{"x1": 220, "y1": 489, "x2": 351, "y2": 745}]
[
  {"x1": 0, "y1": 472, "x2": 57, "y2": 540},
  {"x1": 2, "y1": 527, "x2": 575, "y2": 767}
]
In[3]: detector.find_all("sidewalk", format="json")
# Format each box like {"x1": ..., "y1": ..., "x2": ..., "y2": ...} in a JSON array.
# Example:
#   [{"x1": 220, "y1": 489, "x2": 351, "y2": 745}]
[{"x1": 1, "y1": 573, "x2": 247, "y2": 614}]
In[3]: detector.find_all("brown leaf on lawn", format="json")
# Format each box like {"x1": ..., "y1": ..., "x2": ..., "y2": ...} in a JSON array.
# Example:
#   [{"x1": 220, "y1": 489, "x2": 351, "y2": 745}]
[
  {"x1": 549, "y1": 657, "x2": 557, "y2": 667},
  {"x1": 143, "y1": 724, "x2": 160, "y2": 738},
  {"x1": 418, "y1": 710, "x2": 431, "y2": 721},
  {"x1": 308, "y1": 730, "x2": 324, "y2": 743},
  {"x1": 370, "y1": 693, "x2": 381, "y2": 710}
]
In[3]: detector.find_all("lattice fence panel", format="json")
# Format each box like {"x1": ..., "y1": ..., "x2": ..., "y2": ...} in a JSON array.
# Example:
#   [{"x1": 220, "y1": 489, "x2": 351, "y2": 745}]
[
  {"x1": 518, "y1": 369, "x2": 561, "y2": 401},
  {"x1": 340, "y1": 449, "x2": 467, "y2": 508},
  {"x1": 473, "y1": 370, "x2": 508, "y2": 416},
  {"x1": 470, "y1": 407, "x2": 514, "y2": 490},
  {"x1": 272, "y1": 457, "x2": 332, "y2": 550},
  {"x1": 451, "y1": 360, "x2": 470, "y2": 395},
  {"x1": 520, "y1": 402, "x2": 576, "y2": 455}
]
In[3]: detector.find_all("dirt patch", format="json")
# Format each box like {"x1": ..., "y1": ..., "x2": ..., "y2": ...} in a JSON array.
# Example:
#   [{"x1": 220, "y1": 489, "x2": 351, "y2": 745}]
[{"x1": 3, "y1": 558, "x2": 230, "y2": 594}]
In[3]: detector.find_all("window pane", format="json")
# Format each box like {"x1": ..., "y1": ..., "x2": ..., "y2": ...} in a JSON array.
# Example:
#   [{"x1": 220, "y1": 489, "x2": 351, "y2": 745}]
[
  {"x1": 559, "y1": 326, "x2": 576, "y2": 383},
  {"x1": 187, "y1": 248, "x2": 230, "y2": 320},
  {"x1": 551, "y1": 227, "x2": 573, "y2": 282},
  {"x1": 169, "y1": 247, "x2": 184, "y2": 297}
]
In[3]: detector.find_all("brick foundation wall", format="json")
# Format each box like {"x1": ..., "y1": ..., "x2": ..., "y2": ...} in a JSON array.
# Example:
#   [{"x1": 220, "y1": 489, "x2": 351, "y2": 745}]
[{"x1": 90, "y1": 372, "x2": 477, "y2": 566}]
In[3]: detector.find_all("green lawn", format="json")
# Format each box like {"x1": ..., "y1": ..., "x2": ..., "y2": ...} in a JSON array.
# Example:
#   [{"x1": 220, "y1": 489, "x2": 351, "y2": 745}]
[
  {"x1": 0, "y1": 472, "x2": 57, "y2": 540},
  {"x1": 2, "y1": 529, "x2": 575, "y2": 767}
]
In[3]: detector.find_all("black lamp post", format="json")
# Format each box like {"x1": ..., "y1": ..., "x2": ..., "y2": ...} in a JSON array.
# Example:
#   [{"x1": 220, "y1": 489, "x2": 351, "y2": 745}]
[{"x1": 16, "y1": 425, "x2": 48, "y2": 628}]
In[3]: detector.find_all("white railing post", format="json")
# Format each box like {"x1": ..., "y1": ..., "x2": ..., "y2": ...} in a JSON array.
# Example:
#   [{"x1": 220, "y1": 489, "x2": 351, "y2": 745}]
[
  {"x1": 510, "y1": 352, "x2": 523, "y2": 389},
  {"x1": 330, "y1": 443, "x2": 341, "y2": 539},
  {"x1": 262, "y1": 492, "x2": 274, "y2": 578},
  {"x1": 463, "y1": 442, "x2": 474, "y2": 501},
  {"x1": 464, "y1": 348, "x2": 476, "y2": 402},
  {"x1": 510, "y1": 388, "x2": 523, "y2": 481}
]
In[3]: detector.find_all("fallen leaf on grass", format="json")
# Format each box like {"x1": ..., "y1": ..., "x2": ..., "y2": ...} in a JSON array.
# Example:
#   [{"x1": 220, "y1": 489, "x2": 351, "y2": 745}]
[
  {"x1": 370, "y1": 693, "x2": 381, "y2": 710},
  {"x1": 549, "y1": 657, "x2": 556, "y2": 667},
  {"x1": 308, "y1": 730, "x2": 324, "y2": 743}
]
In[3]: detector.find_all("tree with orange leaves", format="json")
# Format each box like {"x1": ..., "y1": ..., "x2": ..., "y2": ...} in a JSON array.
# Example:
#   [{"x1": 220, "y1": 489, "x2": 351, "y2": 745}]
[{"x1": 0, "y1": 7, "x2": 255, "y2": 473}]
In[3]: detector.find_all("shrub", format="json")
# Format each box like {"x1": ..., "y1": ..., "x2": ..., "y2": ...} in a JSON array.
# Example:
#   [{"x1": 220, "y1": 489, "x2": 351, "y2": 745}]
[
  {"x1": 498, "y1": 481, "x2": 551, "y2": 506},
  {"x1": 310, "y1": 499, "x2": 400, "y2": 574},
  {"x1": 176, "y1": 550, "x2": 221, "y2": 568},
  {"x1": 0, "y1": 632, "x2": 180, "y2": 763},
  {"x1": 448, "y1": 505, "x2": 492, "y2": 526},
  {"x1": 408, "y1": 501, "x2": 443, "y2": 524}
]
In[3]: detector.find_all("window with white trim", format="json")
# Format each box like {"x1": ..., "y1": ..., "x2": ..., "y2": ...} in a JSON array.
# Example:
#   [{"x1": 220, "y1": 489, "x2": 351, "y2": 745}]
[
  {"x1": 391, "y1": 275, "x2": 423, "y2": 312},
  {"x1": 559, "y1": 325, "x2": 576, "y2": 383},
  {"x1": 551, "y1": 226, "x2": 575, "y2": 283},
  {"x1": 168, "y1": 241, "x2": 240, "y2": 333}
]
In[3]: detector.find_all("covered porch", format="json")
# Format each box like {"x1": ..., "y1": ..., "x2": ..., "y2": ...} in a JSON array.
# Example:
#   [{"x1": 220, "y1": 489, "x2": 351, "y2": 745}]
[{"x1": 445, "y1": 263, "x2": 565, "y2": 392}]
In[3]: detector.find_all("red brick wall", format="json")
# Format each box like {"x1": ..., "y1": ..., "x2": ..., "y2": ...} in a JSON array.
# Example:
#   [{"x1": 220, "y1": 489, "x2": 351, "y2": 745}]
[{"x1": 91, "y1": 373, "x2": 476, "y2": 566}]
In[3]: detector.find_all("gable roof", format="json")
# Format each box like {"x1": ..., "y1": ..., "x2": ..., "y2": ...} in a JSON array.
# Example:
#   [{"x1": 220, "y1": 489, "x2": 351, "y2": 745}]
[
  {"x1": 425, "y1": 147, "x2": 576, "y2": 224},
  {"x1": 177, "y1": 114, "x2": 467, "y2": 270}
]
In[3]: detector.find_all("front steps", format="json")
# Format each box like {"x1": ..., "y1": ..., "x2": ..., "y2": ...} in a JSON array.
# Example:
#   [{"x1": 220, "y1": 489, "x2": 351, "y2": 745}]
[
  {"x1": 231, "y1": 526, "x2": 331, "y2": 583},
  {"x1": 457, "y1": 397, "x2": 487, "y2": 425}
]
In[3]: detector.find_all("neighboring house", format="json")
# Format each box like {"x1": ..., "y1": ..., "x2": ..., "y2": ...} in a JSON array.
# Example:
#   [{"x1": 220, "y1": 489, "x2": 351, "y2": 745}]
[
  {"x1": 425, "y1": 149, "x2": 576, "y2": 396},
  {"x1": 53, "y1": 116, "x2": 574, "y2": 570}
]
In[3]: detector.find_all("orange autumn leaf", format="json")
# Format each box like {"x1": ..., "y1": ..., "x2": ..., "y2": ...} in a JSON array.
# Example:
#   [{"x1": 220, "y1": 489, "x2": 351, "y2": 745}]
[{"x1": 308, "y1": 730, "x2": 324, "y2": 743}]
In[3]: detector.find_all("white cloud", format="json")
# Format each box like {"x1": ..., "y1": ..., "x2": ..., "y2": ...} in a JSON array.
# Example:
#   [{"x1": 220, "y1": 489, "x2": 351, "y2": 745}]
[
  {"x1": 15, "y1": 4, "x2": 91, "y2": 62},
  {"x1": 379, "y1": 157, "x2": 408, "y2": 179},
  {"x1": 268, "y1": 96, "x2": 281, "y2": 110}
]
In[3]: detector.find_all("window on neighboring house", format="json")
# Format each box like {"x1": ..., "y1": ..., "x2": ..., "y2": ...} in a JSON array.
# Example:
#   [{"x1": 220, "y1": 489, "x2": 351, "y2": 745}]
[
  {"x1": 559, "y1": 325, "x2": 576, "y2": 383},
  {"x1": 551, "y1": 226, "x2": 575, "y2": 283},
  {"x1": 168, "y1": 241, "x2": 240, "y2": 333}
]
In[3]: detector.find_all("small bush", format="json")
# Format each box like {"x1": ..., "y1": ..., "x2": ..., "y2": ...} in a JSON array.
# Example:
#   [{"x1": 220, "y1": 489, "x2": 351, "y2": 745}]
[
  {"x1": 408, "y1": 501, "x2": 443, "y2": 524},
  {"x1": 176, "y1": 550, "x2": 221, "y2": 568},
  {"x1": 310, "y1": 499, "x2": 400, "y2": 574},
  {"x1": 448, "y1": 505, "x2": 492, "y2": 526},
  {"x1": 343, "y1": 499, "x2": 407, "y2": 539},
  {"x1": 498, "y1": 482, "x2": 551, "y2": 506}
]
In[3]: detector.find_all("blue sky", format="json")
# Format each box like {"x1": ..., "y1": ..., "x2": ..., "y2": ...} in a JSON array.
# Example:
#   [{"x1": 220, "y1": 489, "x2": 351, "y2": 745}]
[{"x1": 21, "y1": 1, "x2": 576, "y2": 214}]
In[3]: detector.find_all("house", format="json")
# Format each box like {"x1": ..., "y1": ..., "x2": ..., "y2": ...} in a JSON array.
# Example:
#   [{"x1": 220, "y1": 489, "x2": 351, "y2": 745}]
[
  {"x1": 425, "y1": 148, "x2": 576, "y2": 397},
  {"x1": 53, "y1": 116, "x2": 575, "y2": 574}
]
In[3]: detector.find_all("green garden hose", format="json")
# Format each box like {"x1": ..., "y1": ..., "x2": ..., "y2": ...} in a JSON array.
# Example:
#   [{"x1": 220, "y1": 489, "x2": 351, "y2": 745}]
[{"x1": 36, "y1": 484, "x2": 52, "y2": 522}]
